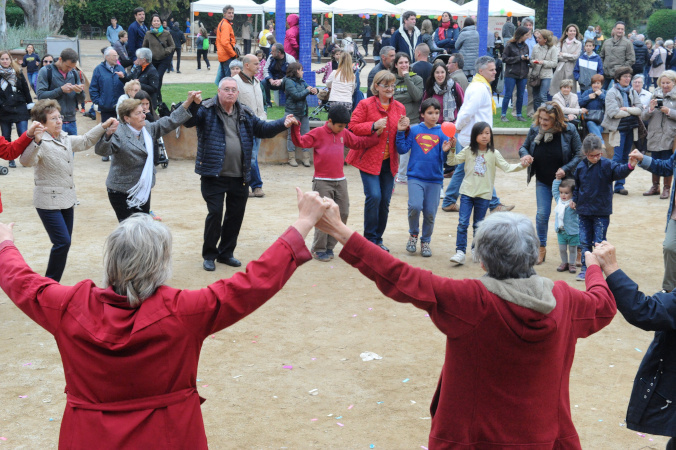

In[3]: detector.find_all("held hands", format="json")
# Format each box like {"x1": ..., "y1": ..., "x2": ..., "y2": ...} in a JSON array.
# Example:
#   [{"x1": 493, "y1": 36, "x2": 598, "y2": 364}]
[
  {"x1": 442, "y1": 138, "x2": 455, "y2": 152},
  {"x1": 284, "y1": 114, "x2": 299, "y2": 128},
  {"x1": 0, "y1": 222, "x2": 14, "y2": 243},
  {"x1": 629, "y1": 155, "x2": 638, "y2": 169},
  {"x1": 397, "y1": 115, "x2": 410, "y2": 131},
  {"x1": 374, "y1": 117, "x2": 387, "y2": 135},
  {"x1": 103, "y1": 118, "x2": 119, "y2": 136},
  {"x1": 520, "y1": 154, "x2": 534, "y2": 166},
  {"x1": 293, "y1": 187, "x2": 332, "y2": 238},
  {"x1": 591, "y1": 241, "x2": 620, "y2": 276},
  {"x1": 183, "y1": 91, "x2": 203, "y2": 108},
  {"x1": 569, "y1": 201, "x2": 576, "y2": 210},
  {"x1": 629, "y1": 149, "x2": 644, "y2": 163},
  {"x1": 27, "y1": 121, "x2": 45, "y2": 143},
  {"x1": 555, "y1": 168, "x2": 566, "y2": 180}
]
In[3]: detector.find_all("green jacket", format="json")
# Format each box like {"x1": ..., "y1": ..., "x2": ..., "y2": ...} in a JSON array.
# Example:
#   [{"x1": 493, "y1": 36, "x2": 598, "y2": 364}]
[
  {"x1": 283, "y1": 76, "x2": 311, "y2": 117},
  {"x1": 393, "y1": 72, "x2": 424, "y2": 124}
]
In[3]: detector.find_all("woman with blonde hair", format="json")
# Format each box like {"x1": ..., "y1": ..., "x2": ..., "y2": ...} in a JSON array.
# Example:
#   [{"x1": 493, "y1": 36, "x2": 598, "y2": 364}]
[
  {"x1": 326, "y1": 51, "x2": 356, "y2": 111},
  {"x1": 0, "y1": 49, "x2": 33, "y2": 169},
  {"x1": 19, "y1": 99, "x2": 117, "y2": 281},
  {"x1": 116, "y1": 80, "x2": 141, "y2": 118},
  {"x1": 419, "y1": 19, "x2": 445, "y2": 57},
  {"x1": 550, "y1": 24, "x2": 582, "y2": 95},
  {"x1": 530, "y1": 30, "x2": 560, "y2": 111}
]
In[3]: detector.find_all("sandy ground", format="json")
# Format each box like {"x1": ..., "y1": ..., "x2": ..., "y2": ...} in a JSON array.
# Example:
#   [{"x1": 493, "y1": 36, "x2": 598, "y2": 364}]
[{"x1": 0, "y1": 40, "x2": 672, "y2": 449}]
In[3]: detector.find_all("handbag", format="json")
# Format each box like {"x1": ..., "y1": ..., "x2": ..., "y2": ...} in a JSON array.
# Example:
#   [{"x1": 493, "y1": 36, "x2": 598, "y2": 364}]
[
  {"x1": 653, "y1": 50, "x2": 664, "y2": 68},
  {"x1": 638, "y1": 116, "x2": 648, "y2": 140},
  {"x1": 584, "y1": 110, "x2": 604, "y2": 125},
  {"x1": 528, "y1": 75, "x2": 541, "y2": 87}
]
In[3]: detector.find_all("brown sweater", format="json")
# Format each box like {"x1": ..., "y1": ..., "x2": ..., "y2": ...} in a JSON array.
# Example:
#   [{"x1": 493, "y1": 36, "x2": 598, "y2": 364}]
[{"x1": 142, "y1": 30, "x2": 175, "y2": 62}]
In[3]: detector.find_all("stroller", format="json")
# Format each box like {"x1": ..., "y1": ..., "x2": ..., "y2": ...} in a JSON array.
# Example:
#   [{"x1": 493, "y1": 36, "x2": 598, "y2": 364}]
[{"x1": 309, "y1": 67, "x2": 364, "y2": 120}]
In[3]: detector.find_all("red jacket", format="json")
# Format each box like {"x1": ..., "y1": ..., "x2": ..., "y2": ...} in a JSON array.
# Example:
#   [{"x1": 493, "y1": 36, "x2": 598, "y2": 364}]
[
  {"x1": 340, "y1": 233, "x2": 617, "y2": 449},
  {"x1": 0, "y1": 227, "x2": 311, "y2": 449},
  {"x1": 347, "y1": 96, "x2": 405, "y2": 176},
  {"x1": 0, "y1": 132, "x2": 32, "y2": 213},
  {"x1": 291, "y1": 122, "x2": 379, "y2": 179},
  {"x1": 284, "y1": 14, "x2": 300, "y2": 60}
]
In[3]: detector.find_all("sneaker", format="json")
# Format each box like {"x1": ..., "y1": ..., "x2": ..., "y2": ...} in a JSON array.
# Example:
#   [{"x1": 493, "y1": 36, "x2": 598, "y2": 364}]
[
  {"x1": 501, "y1": 116, "x2": 509, "y2": 122},
  {"x1": 450, "y1": 250, "x2": 466, "y2": 265},
  {"x1": 395, "y1": 176, "x2": 407, "y2": 185},
  {"x1": 8, "y1": 160, "x2": 16, "y2": 168},
  {"x1": 442, "y1": 203, "x2": 459, "y2": 212},
  {"x1": 101, "y1": 156, "x2": 110, "y2": 162},
  {"x1": 556, "y1": 263, "x2": 569, "y2": 272},
  {"x1": 516, "y1": 116, "x2": 527, "y2": 122},
  {"x1": 197, "y1": 68, "x2": 202, "y2": 70},
  {"x1": 614, "y1": 189, "x2": 628, "y2": 195},
  {"x1": 421, "y1": 242, "x2": 432, "y2": 257},
  {"x1": 406, "y1": 234, "x2": 418, "y2": 253},
  {"x1": 80, "y1": 108, "x2": 85, "y2": 114},
  {"x1": 313, "y1": 251, "x2": 331, "y2": 262},
  {"x1": 490, "y1": 203, "x2": 515, "y2": 212},
  {"x1": 253, "y1": 187, "x2": 265, "y2": 197},
  {"x1": 378, "y1": 243, "x2": 390, "y2": 252},
  {"x1": 325, "y1": 249, "x2": 335, "y2": 259},
  {"x1": 576, "y1": 271, "x2": 586, "y2": 282}
]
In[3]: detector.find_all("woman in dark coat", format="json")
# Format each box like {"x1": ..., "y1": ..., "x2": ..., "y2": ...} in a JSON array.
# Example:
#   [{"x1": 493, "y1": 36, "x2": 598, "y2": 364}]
[
  {"x1": 283, "y1": 62, "x2": 318, "y2": 167},
  {"x1": 142, "y1": 13, "x2": 175, "y2": 102},
  {"x1": 433, "y1": 12, "x2": 459, "y2": 54},
  {"x1": 500, "y1": 27, "x2": 531, "y2": 122},
  {"x1": 0, "y1": 50, "x2": 33, "y2": 169}
]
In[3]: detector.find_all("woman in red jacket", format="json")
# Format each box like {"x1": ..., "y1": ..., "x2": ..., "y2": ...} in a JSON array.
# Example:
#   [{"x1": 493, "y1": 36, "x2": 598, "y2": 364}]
[
  {"x1": 316, "y1": 207, "x2": 616, "y2": 449},
  {"x1": 0, "y1": 121, "x2": 42, "y2": 212},
  {"x1": 0, "y1": 189, "x2": 329, "y2": 449},
  {"x1": 347, "y1": 70, "x2": 406, "y2": 251}
]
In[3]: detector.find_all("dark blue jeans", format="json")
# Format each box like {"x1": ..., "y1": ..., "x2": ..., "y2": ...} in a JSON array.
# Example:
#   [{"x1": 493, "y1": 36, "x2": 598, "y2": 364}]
[
  {"x1": 501, "y1": 77, "x2": 527, "y2": 116},
  {"x1": 578, "y1": 214, "x2": 610, "y2": 274},
  {"x1": 249, "y1": 137, "x2": 263, "y2": 190},
  {"x1": 62, "y1": 122, "x2": 77, "y2": 136},
  {"x1": 0, "y1": 120, "x2": 28, "y2": 141},
  {"x1": 36, "y1": 207, "x2": 74, "y2": 282},
  {"x1": 456, "y1": 194, "x2": 490, "y2": 252},
  {"x1": 612, "y1": 130, "x2": 633, "y2": 191},
  {"x1": 360, "y1": 159, "x2": 394, "y2": 244}
]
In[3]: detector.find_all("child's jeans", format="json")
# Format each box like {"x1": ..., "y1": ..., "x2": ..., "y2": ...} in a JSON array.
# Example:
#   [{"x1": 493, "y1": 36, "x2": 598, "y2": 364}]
[
  {"x1": 311, "y1": 179, "x2": 349, "y2": 253},
  {"x1": 579, "y1": 214, "x2": 610, "y2": 273},
  {"x1": 456, "y1": 194, "x2": 490, "y2": 252},
  {"x1": 407, "y1": 179, "x2": 442, "y2": 243}
]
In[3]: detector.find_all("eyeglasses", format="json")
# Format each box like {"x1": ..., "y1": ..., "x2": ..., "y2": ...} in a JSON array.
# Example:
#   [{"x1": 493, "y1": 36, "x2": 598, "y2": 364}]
[
  {"x1": 43, "y1": 60, "x2": 53, "y2": 64},
  {"x1": 47, "y1": 115, "x2": 63, "y2": 122},
  {"x1": 219, "y1": 88, "x2": 238, "y2": 93},
  {"x1": 377, "y1": 84, "x2": 395, "y2": 90},
  {"x1": 587, "y1": 152, "x2": 603, "y2": 159}
]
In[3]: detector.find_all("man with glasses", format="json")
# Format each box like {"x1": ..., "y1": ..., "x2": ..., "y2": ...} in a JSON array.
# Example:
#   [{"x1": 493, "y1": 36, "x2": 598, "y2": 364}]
[
  {"x1": 442, "y1": 56, "x2": 515, "y2": 217},
  {"x1": 184, "y1": 77, "x2": 297, "y2": 271},
  {"x1": 37, "y1": 48, "x2": 85, "y2": 136}
]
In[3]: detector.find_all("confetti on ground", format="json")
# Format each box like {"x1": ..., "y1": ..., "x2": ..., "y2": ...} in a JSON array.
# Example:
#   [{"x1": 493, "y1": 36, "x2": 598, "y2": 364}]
[
  {"x1": 337, "y1": 423, "x2": 344, "y2": 427},
  {"x1": 635, "y1": 348, "x2": 642, "y2": 352},
  {"x1": 360, "y1": 352, "x2": 382, "y2": 362},
  {"x1": 0, "y1": 437, "x2": 6, "y2": 441},
  {"x1": 348, "y1": 404, "x2": 353, "y2": 410},
  {"x1": 23, "y1": 362, "x2": 32, "y2": 366},
  {"x1": 368, "y1": 308, "x2": 373, "y2": 311},
  {"x1": 377, "y1": 401, "x2": 384, "y2": 404},
  {"x1": 310, "y1": 418, "x2": 318, "y2": 422},
  {"x1": 352, "y1": 314, "x2": 358, "y2": 317},
  {"x1": 609, "y1": 365, "x2": 614, "y2": 368},
  {"x1": 283, "y1": 365, "x2": 293, "y2": 369},
  {"x1": 233, "y1": 375, "x2": 242, "y2": 379},
  {"x1": 308, "y1": 389, "x2": 318, "y2": 396},
  {"x1": 598, "y1": 419, "x2": 603, "y2": 422},
  {"x1": 403, "y1": 378, "x2": 410, "y2": 383},
  {"x1": 251, "y1": 341, "x2": 257, "y2": 343},
  {"x1": 201, "y1": 385, "x2": 209, "y2": 388},
  {"x1": 18, "y1": 395, "x2": 27, "y2": 398},
  {"x1": 425, "y1": 314, "x2": 430, "y2": 317},
  {"x1": 370, "y1": 445, "x2": 375, "y2": 449},
  {"x1": 327, "y1": 414, "x2": 333, "y2": 417},
  {"x1": 419, "y1": 417, "x2": 431, "y2": 420},
  {"x1": 49, "y1": 418, "x2": 54, "y2": 422},
  {"x1": 311, "y1": 358, "x2": 316, "y2": 361},
  {"x1": 421, "y1": 446, "x2": 428, "y2": 449},
  {"x1": 411, "y1": 400, "x2": 416, "y2": 404},
  {"x1": 312, "y1": 284, "x2": 317, "y2": 287}
]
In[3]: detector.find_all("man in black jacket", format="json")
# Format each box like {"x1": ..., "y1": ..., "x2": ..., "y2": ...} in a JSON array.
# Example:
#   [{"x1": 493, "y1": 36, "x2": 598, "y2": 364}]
[
  {"x1": 632, "y1": 34, "x2": 648, "y2": 76},
  {"x1": 366, "y1": 46, "x2": 395, "y2": 98},
  {"x1": 170, "y1": 23, "x2": 186, "y2": 74}
]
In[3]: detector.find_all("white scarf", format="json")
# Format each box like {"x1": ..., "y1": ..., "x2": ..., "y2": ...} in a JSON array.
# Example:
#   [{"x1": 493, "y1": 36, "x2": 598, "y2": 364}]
[
  {"x1": 126, "y1": 124, "x2": 154, "y2": 209},
  {"x1": 555, "y1": 198, "x2": 570, "y2": 231}
]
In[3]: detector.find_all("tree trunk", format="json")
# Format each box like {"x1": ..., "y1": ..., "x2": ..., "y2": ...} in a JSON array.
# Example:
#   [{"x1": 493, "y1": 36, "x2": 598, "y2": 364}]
[
  {"x1": 0, "y1": 0, "x2": 7, "y2": 44},
  {"x1": 14, "y1": 0, "x2": 63, "y2": 32}
]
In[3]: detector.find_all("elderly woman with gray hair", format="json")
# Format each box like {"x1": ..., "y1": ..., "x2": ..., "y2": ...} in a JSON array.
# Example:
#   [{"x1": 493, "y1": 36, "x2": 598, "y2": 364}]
[
  {"x1": 129, "y1": 48, "x2": 160, "y2": 112},
  {"x1": 0, "y1": 188, "x2": 330, "y2": 448},
  {"x1": 95, "y1": 90, "x2": 201, "y2": 222},
  {"x1": 316, "y1": 204, "x2": 616, "y2": 447}
]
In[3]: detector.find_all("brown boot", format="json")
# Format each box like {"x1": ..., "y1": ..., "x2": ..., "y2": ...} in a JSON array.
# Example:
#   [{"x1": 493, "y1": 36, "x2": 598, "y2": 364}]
[
  {"x1": 576, "y1": 247, "x2": 582, "y2": 267},
  {"x1": 643, "y1": 184, "x2": 660, "y2": 196},
  {"x1": 537, "y1": 246, "x2": 546, "y2": 265},
  {"x1": 662, "y1": 185, "x2": 671, "y2": 200}
]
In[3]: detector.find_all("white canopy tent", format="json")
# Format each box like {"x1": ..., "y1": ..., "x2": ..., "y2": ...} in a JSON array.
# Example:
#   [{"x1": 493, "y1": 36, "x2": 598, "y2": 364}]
[
  {"x1": 454, "y1": 0, "x2": 534, "y2": 17},
  {"x1": 190, "y1": 0, "x2": 264, "y2": 15},
  {"x1": 396, "y1": 0, "x2": 465, "y2": 16},
  {"x1": 330, "y1": 0, "x2": 401, "y2": 15},
  {"x1": 261, "y1": 0, "x2": 332, "y2": 13}
]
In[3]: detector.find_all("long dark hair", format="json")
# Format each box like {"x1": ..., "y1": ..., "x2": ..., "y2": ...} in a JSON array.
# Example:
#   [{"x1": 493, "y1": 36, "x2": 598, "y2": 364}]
[
  {"x1": 424, "y1": 61, "x2": 449, "y2": 97},
  {"x1": 510, "y1": 26, "x2": 530, "y2": 44},
  {"x1": 470, "y1": 121, "x2": 494, "y2": 155},
  {"x1": 390, "y1": 52, "x2": 410, "y2": 75}
]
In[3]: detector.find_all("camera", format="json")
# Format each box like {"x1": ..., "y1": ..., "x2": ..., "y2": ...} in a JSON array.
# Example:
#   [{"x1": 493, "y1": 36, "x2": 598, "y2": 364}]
[{"x1": 657, "y1": 99, "x2": 664, "y2": 108}]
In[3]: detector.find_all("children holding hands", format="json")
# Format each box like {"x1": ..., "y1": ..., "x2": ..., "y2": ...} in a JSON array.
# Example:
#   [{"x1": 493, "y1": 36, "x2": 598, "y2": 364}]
[{"x1": 395, "y1": 99, "x2": 454, "y2": 257}]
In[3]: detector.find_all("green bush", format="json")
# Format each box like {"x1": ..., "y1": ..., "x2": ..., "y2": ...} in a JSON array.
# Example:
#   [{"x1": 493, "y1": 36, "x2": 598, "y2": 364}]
[
  {"x1": 647, "y1": 9, "x2": 676, "y2": 41},
  {"x1": 0, "y1": 25, "x2": 52, "y2": 51},
  {"x1": 6, "y1": 6, "x2": 24, "y2": 26},
  {"x1": 62, "y1": 0, "x2": 140, "y2": 36}
]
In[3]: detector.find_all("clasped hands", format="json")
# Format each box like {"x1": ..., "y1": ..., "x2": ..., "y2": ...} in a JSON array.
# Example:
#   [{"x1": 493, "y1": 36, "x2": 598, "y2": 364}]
[{"x1": 294, "y1": 188, "x2": 351, "y2": 243}]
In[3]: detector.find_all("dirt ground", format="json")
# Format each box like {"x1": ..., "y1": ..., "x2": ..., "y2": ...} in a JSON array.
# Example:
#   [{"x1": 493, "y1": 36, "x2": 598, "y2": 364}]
[{"x1": 0, "y1": 40, "x2": 672, "y2": 449}]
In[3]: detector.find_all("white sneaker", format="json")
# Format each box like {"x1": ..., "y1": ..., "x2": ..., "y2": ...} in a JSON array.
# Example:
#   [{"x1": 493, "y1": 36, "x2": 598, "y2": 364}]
[{"x1": 450, "y1": 250, "x2": 466, "y2": 265}]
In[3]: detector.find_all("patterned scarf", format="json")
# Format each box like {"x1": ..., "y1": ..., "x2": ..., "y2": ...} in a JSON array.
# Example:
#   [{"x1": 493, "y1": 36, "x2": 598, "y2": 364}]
[
  {"x1": 616, "y1": 83, "x2": 632, "y2": 107},
  {"x1": 433, "y1": 79, "x2": 457, "y2": 122},
  {"x1": 0, "y1": 66, "x2": 17, "y2": 86},
  {"x1": 150, "y1": 26, "x2": 164, "y2": 36},
  {"x1": 471, "y1": 73, "x2": 496, "y2": 114}
]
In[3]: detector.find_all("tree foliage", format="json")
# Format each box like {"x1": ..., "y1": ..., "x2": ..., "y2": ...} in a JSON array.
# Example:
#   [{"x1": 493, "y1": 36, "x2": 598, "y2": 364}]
[{"x1": 646, "y1": 9, "x2": 676, "y2": 40}]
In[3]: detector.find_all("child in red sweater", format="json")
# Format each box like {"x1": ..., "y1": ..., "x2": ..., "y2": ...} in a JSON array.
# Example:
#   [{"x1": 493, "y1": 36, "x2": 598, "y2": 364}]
[{"x1": 291, "y1": 104, "x2": 379, "y2": 261}]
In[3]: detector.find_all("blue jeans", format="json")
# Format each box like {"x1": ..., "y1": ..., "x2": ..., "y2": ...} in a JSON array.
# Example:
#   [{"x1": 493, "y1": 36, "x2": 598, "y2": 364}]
[
  {"x1": 532, "y1": 78, "x2": 551, "y2": 112},
  {"x1": 217, "y1": 58, "x2": 235, "y2": 84},
  {"x1": 613, "y1": 130, "x2": 633, "y2": 191},
  {"x1": 407, "y1": 179, "x2": 441, "y2": 243},
  {"x1": 501, "y1": 77, "x2": 527, "y2": 116},
  {"x1": 0, "y1": 120, "x2": 28, "y2": 141},
  {"x1": 360, "y1": 159, "x2": 394, "y2": 244},
  {"x1": 442, "y1": 140, "x2": 501, "y2": 209},
  {"x1": 36, "y1": 207, "x2": 74, "y2": 282},
  {"x1": 27, "y1": 71, "x2": 38, "y2": 92},
  {"x1": 535, "y1": 180, "x2": 554, "y2": 247},
  {"x1": 586, "y1": 121, "x2": 604, "y2": 143},
  {"x1": 578, "y1": 214, "x2": 609, "y2": 274},
  {"x1": 287, "y1": 115, "x2": 310, "y2": 153},
  {"x1": 249, "y1": 138, "x2": 263, "y2": 190},
  {"x1": 62, "y1": 122, "x2": 77, "y2": 136},
  {"x1": 456, "y1": 194, "x2": 490, "y2": 252}
]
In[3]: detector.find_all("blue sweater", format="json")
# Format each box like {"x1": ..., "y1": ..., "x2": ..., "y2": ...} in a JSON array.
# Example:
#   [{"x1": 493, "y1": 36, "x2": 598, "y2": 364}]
[
  {"x1": 579, "y1": 88, "x2": 606, "y2": 110},
  {"x1": 573, "y1": 157, "x2": 633, "y2": 216},
  {"x1": 396, "y1": 123, "x2": 449, "y2": 184},
  {"x1": 573, "y1": 53, "x2": 603, "y2": 88},
  {"x1": 552, "y1": 179, "x2": 579, "y2": 235}
]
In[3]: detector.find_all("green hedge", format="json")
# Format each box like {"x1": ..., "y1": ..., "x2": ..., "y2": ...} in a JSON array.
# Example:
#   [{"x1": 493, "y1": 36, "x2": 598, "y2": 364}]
[{"x1": 647, "y1": 9, "x2": 676, "y2": 41}]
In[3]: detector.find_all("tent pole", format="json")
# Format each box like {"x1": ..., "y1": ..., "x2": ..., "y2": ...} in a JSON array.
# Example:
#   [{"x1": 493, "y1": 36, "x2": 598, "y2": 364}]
[{"x1": 332, "y1": 15, "x2": 335, "y2": 43}]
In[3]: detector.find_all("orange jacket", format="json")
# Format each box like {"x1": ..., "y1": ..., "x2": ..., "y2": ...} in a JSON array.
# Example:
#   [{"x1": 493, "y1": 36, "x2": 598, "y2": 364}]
[{"x1": 216, "y1": 18, "x2": 236, "y2": 62}]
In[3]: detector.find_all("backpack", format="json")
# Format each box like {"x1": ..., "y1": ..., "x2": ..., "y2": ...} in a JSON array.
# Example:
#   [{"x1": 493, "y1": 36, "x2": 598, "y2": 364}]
[
  {"x1": 202, "y1": 37, "x2": 209, "y2": 51},
  {"x1": 45, "y1": 63, "x2": 82, "y2": 87}
]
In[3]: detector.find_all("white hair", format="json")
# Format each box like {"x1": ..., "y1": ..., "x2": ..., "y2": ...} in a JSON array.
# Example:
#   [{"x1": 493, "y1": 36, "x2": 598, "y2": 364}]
[
  {"x1": 103, "y1": 213, "x2": 172, "y2": 307},
  {"x1": 136, "y1": 47, "x2": 153, "y2": 62},
  {"x1": 103, "y1": 46, "x2": 116, "y2": 58}
]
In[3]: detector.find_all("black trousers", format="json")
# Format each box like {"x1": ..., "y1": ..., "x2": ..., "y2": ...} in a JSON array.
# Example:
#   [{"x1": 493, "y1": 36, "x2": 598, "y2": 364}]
[
  {"x1": 197, "y1": 49, "x2": 210, "y2": 69},
  {"x1": 174, "y1": 48, "x2": 182, "y2": 72},
  {"x1": 108, "y1": 189, "x2": 151, "y2": 223},
  {"x1": 243, "y1": 39, "x2": 251, "y2": 55},
  {"x1": 200, "y1": 176, "x2": 248, "y2": 261},
  {"x1": 153, "y1": 56, "x2": 172, "y2": 103}
]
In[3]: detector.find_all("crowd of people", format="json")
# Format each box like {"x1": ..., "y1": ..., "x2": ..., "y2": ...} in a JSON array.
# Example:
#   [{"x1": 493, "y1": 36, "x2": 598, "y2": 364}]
[{"x1": 5, "y1": 6, "x2": 676, "y2": 449}]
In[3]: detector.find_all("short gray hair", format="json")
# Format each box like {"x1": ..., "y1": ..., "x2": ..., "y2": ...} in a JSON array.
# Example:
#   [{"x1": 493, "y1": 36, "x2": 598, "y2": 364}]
[
  {"x1": 103, "y1": 213, "x2": 172, "y2": 307},
  {"x1": 632, "y1": 74, "x2": 645, "y2": 83},
  {"x1": 379, "y1": 45, "x2": 395, "y2": 58},
  {"x1": 474, "y1": 212, "x2": 538, "y2": 279},
  {"x1": 229, "y1": 59, "x2": 243, "y2": 69},
  {"x1": 475, "y1": 55, "x2": 496, "y2": 72},
  {"x1": 636, "y1": 34, "x2": 645, "y2": 42},
  {"x1": 450, "y1": 53, "x2": 464, "y2": 69},
  {"x1": 218, "y1": 77, "x2": 238, "y2": 89},
  {"x1": 223, "y1": 4, "x2": 234, "y2": 13},
  {"x1": 522, "y1": 17, "x2": 534, "y2": 27},
  {"x1": 136, "y1": 47, "x2": 152, "y2": 62},
  {"x1": 103, "y1": 46, "x2": 116, "y2": 58}
]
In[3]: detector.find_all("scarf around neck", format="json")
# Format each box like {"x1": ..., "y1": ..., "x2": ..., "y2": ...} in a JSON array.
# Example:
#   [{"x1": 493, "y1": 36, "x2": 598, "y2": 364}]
[
  {"x1": 125, "y1": 124, "x2": 154, "y2": 209},
  {"x1": 150, "y1": 26, "x2": 164, "y2": 35},
  {"x1": 616, "y1": 83, "x2": 632, "y2": 107},
  {"x1": 434, "y1": 80, "x2": 457, "y2": 122},
  {"x1": 555, "y1": 197, "x2": 571, "y2": 231},
  {"x1": 0, "y1": 66, "x2": 17, "y2": 86},
  {"x1": 472, "y1": 73, "x2": 496, "y2": 114}
]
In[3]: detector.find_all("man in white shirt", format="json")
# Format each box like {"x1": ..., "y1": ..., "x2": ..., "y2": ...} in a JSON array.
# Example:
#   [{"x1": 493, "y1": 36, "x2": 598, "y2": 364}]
[
  {"x1": 234, "y1": 54, "x2": 266, "y2": 198},
  {"x1": 441, "y1": 56, "x2": 514, "y2": 213}
]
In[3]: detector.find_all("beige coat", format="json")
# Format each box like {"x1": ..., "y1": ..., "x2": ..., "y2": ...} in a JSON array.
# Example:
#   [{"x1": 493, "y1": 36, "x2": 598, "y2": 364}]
[
  {"x1": 601, "y1": 86, "x2": 643, "y2": 146},
  {"x1": 643, "y1": 88, "x2": 676, "y2": 151},
  {"x1": 550, "y1": 39, "x2": 582, "y2": 95},
  {"x1": 649, "y1": 46, "x2": 668, "y2": 79},
  {"x1": 234, "y1": 73, "x2": 266, "y2": 120},
  {"x1": 552, "y1": 92, "x2": 582, "y2": 116},
  {"x1": 20, "y1": 124, "x2": 106, "y2": 210},
  {"x1": 530, "y1": 45, "x2": 559, "y2": 80}
]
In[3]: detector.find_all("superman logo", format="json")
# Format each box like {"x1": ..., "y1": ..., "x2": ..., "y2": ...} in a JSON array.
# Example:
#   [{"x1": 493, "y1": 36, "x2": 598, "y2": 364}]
[{"x1": 415, "y1": 133, "x2": 440, "y2": 154}]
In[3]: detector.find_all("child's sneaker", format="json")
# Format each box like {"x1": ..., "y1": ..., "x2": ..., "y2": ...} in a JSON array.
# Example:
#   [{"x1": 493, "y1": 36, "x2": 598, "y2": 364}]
[
  {"x1": 576, "y1": 271, "x2": 585, "y2": 282},
  {"x1": 406, "y1": 234, "x2": 418, "y2": 253},
  {"x1": 325, "y1": 249, "x2": 335, "y2": 259},
  {"x1": 450, "y1": 250, "x2": 465, "y2": 265},
  {"x1": 313, "y1": 251, "x2": 331, "y2": 262},
  {"x1": 421, "y1": 242, "x2": 432, "y2": 257}
]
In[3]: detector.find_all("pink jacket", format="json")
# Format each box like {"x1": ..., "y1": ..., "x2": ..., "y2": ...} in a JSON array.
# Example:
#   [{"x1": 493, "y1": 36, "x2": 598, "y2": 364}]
[{"x1": 284, "y1": 15, "x2": 300, "y2": 60}]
